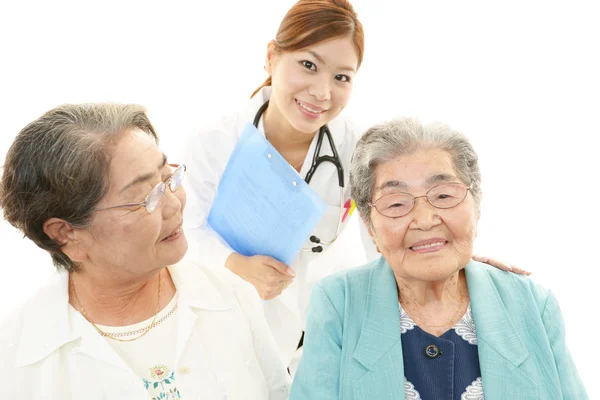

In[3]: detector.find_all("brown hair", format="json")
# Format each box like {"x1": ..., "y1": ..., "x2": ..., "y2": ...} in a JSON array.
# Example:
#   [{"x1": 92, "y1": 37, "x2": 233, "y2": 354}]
[
  {"x1": 0, "y1": 103, "x2": 158, "y2": 272},
  {"x1": 251, "y1": 0, "x2": 365, "y2": 98}
]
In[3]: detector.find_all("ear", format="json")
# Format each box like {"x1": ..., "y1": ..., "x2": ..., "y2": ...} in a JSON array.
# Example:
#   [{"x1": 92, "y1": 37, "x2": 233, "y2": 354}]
[
  {"x1": 265, "y1": 40, "x2": 278, "y2": 75},
  {"x1": 43, "y1": 218, "x2": 88, "y2": 263}
]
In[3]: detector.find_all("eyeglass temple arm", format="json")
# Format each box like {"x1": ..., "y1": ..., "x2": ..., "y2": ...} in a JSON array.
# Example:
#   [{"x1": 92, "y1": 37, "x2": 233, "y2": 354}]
[{"x1": 96, "y1": 201, "x2": 146, "y2": 211}]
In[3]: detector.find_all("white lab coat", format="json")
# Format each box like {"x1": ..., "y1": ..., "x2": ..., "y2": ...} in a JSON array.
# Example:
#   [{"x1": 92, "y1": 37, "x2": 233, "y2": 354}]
[
  {"x1": 0, "y1": 257, "x2": 291, "y2": 399},
  {"x1": 183, "y1": 87, "x2": 377, "y2": 366}
]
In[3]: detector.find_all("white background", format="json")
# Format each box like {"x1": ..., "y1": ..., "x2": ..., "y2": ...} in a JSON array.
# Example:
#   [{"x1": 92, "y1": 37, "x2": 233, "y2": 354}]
[{"x1": 0, "y1": 0, "x2": 597, "y2": 396}]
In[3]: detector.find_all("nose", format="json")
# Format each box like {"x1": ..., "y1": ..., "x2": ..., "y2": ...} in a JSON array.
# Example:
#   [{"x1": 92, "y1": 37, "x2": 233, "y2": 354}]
[
  {"x1": 408, "y1": 196, "x2": 441, "y2": 231},
  {"x1": 161, "y1": 185, "x2": 185, "y2": 218},
  {"x1": 308, "y1": 74, "x2": 331, "y2": 102}
]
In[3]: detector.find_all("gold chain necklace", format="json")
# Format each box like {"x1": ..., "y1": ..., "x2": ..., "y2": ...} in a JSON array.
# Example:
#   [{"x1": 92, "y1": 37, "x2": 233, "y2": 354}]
[
  {"x1": 400, "y1": 289, "x2": 468, "y2": 329},
  {"x1": 70, "y1": 272, "x2": 162, "y2": 342}
]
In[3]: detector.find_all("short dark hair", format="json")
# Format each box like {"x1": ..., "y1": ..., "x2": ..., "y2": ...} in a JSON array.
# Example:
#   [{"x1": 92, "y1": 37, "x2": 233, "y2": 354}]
[{"x1": 0, "y1": 103, "x2": 158, "y2": 272}]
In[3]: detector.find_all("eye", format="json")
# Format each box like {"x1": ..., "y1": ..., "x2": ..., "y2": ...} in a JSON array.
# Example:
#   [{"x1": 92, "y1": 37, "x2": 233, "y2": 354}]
[
  {"x1": 335, "y1": 74, "x2": 351, "y2": 82},
  {"x1": 388, "y1": 202, "x2": 406, "y2": 208},
  {"x1": 301, "y1": 60, "x2": 317, "y2": 71}
]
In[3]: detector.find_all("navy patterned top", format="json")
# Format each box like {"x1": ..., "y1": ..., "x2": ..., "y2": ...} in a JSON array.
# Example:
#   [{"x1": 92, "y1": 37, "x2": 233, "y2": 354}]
[{"x1": 400, "y1": 304, "x2": 485, "y2": 399}]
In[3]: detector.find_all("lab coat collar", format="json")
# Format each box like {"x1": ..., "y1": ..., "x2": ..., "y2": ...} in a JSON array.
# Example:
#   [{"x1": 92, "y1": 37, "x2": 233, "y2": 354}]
[{"x1": 15, "y1": 259, "x2": 232, "y2": 368}]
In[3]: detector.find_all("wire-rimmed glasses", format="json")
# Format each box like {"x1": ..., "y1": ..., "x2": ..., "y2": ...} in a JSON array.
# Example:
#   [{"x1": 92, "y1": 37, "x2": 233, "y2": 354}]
[
  {"x1": 96, "y1": 164, "x2": 186, "y2": 213},
  {"x1": 370, "y1": 182, "x2": 472, "y2": 218}
]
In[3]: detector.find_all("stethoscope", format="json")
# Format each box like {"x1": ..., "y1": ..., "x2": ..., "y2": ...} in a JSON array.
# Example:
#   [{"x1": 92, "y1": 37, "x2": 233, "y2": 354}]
[{"x1": 253, "y1": 100, "x2": 344, "y2": 253}]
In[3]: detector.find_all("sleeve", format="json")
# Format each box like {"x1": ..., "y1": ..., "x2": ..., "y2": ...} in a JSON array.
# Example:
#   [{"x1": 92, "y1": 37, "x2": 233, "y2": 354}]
[
  {"x1": 541, "y1": 291, "x2": 589, "y2": 399},
  {"x1": 182, "y1": 123, "x2": 236, "y2": 270},
  {"x1": 234, "y1": 279, "x2": 292, "y2": 400},
  {"x1": 290, "y1": 284, "x2": 343, "y2": 400}
]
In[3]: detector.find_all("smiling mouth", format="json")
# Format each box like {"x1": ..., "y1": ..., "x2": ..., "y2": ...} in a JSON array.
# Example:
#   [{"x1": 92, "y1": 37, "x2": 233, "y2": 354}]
[
  {"x1": 295, "y1": 99, "x2": 326, "y2": 114},
  {"x1": 162, "y1": 227, "x2": 182, "y2": 241},
  {"x1": 409, "y1": 241, "x2": 448, "y2": 251}
]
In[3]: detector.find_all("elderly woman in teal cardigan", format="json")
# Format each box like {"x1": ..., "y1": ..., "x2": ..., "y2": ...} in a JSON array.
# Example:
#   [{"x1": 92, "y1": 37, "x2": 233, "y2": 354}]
[{"x1": 290, "y1": 118, "x2": 587, "y2": 399}]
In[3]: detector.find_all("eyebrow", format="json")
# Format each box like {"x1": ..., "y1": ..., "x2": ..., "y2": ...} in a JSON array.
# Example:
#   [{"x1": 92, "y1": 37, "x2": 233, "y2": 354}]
[
  {"x1": 120, "y1": 153, "x2": 168, "y2": 193},
  {"x1": 376, "y1": 174, "x2": 458, "y2": 192},
  {"x1": 308, "y1": 50, "x2": 356, "y2": 73}
]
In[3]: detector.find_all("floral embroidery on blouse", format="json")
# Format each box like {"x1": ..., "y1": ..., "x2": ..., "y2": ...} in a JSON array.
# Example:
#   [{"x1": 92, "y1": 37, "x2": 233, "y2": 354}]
[
  {"x1": 142, "y1": 365, "x2": 182, "y2": 400},
  {"x1": 461, "y1": 377, "x2": 484, "y2": 400},
  {"x1": 453, "y1": 305, "x2": 478, "y2": 345},
  {"x1": 400, "y1": 308, "x2": 417, "y2": 334},
  {"x1": 404, "y1": 377, "x2": 422, "y2": 399}
]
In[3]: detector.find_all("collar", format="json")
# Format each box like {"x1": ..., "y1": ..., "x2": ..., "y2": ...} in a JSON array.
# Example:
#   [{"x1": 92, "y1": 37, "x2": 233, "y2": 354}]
[
  {"x1": 352, "y1": 258, "x2": 530, "y2": 371},
  {"x1": 14, "y1": 258, "x2": 232, "y2": 367},
  {"x1": 352, "y1": 257, "x2": 402, "y2": 370},
  {"x1": 168, "y1": 256, "x2": 233, "y2": 312},
  {"x1": 14, "y1": 271, "x2": 74, "y2": 367},
  {"x1": 465, "y1": 260, "x2": 529, "y2": 367}
]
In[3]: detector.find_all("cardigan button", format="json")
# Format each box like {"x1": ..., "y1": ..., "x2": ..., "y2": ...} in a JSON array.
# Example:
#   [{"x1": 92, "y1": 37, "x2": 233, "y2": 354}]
[{"x1": 425, "y1": 344, "x2": 440, "y2": 358}]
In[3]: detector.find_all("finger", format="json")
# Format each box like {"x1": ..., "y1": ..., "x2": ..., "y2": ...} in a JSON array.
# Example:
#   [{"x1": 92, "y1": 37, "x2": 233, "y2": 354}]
[
  {"x1": 471, "y1": 254, "x2": 489, "y2": 263},
  {"x1": 265, "y1": 257, "x2": 296, "y2": 277},
  {"x1": 508, "y1": 265, "x2": 532, "y2": 276},
  {"x1": 473, "y1": 255, "x2": 513, "y2": 271},
  {"x1": 264, "y1": 289, "x2": 283, "y2": 301},
  {"x1": 264, "y1": 272, "x2": 294, "y2": 287}
]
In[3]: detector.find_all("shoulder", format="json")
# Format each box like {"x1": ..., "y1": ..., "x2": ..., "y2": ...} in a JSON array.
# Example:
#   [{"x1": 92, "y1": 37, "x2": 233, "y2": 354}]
[
  {"x1": 170, "y1": 257, "x2": 258, "y2": 311},
  {"x1": 0, "y1": 307, "x2": 23, "y2": 369},
  {"x1": 184, "y1": 114, "x2": 241, "y2": 156},
  {"x1": 0, "y1": 273, "x2": 65, "y2": 371},
  {"x1": 467, "y1": 261, "x2": 550, "y2": 312},
  {"x1": 313, "y1": 257, "x2": 382, "y2": 309},
  {"x1": 328, "y1": 114, "x2": 364, "y2": 152}
]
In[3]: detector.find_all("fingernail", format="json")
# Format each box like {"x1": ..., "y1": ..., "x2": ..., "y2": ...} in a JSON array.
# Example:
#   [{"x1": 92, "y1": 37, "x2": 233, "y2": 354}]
[
  {"x1": 287, "y1": 268, "x2": 296, "y2": 277},
  {"x1": 506, "y1": 264, "x2": 513, "y2": 271}
]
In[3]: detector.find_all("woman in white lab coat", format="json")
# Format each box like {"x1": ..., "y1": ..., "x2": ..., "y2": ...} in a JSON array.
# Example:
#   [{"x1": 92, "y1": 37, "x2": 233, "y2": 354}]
[{"x1": 184, "y1": 0, "x2": 523, "y2": 369}]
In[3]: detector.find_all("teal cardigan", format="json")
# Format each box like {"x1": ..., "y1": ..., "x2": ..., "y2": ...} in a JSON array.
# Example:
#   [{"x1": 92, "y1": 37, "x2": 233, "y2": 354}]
[{"x1": 290, "y1": 258, "x2": 587, "y2": 399}]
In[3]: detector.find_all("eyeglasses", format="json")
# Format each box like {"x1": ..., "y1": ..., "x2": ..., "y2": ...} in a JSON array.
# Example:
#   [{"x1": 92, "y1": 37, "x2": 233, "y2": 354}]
[
  {"x1": 96, "y1": 164, "x2": 186, "y2": 213},
  {"x1": 370, "y1": 182, "x2": 472, "y2": 218}
]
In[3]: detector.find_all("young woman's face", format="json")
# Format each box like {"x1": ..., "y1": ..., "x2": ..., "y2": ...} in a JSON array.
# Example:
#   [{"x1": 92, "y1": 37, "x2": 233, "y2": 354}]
[{"x1": 266, "y1": 36, "x2": 359, "y2": 134}]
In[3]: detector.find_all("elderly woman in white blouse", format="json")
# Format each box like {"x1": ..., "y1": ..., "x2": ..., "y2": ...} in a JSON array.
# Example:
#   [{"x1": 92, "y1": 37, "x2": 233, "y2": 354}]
[{"x1": 0, "y1": 104, "x2": 290, "y2": 399}]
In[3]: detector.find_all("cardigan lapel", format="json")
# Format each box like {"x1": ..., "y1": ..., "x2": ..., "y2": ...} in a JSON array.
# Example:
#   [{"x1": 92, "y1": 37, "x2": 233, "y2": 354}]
[
  {"x1": 465, "y1": 262, "x2": 539, "y2": 399},
  {"x1": 352, "y1": 258, "x2": 405, "y2": 399}
]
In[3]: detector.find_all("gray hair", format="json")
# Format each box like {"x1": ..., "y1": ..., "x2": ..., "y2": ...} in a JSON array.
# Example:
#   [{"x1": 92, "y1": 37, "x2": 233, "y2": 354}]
[
  {"x1": 350, "y1": 118, "x2": 482, "y2": 226},
  {"x1": 0, "y1": 103, "x2": 158, "y2": 272}
]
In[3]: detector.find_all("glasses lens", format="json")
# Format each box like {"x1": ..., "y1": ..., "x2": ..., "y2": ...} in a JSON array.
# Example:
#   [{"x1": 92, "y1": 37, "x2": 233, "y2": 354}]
[
  {"x1": 169, "y1": 165, "x2": 186, "y2": 192},
  {"x1": 146, "y1": 183, "x2": 166, "y2": 213},
  {"x1": 375, "y1": 193, "x2": 414, "y2": 217},
  {"x1": 427, "y1": 183, "x2": 468, "y2": 209}
]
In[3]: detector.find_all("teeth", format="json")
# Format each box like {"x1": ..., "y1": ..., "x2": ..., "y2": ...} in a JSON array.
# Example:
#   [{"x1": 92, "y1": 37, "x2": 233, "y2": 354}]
[
  {"x1": 297, "y1": 101, "x2": 322, "y2": 114},
  {"x1": 412, "y1": 242, "x2": 445, "y2": 250}
]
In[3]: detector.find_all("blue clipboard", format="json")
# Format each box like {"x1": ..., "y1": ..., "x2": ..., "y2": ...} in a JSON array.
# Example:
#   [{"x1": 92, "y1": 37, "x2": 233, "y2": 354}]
[{"x1": 207, "y1": 122, "x2": 327, "y2": 265}]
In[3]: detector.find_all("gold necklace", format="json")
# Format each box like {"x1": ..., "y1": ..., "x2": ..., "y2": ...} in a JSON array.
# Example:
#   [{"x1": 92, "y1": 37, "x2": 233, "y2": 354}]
[
  {"x1": 400, "y1": 289, "x2": 468, "y2": 329},
  {"x1": 70, "y1": 272, "x2": 162, "y2": 342}
]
